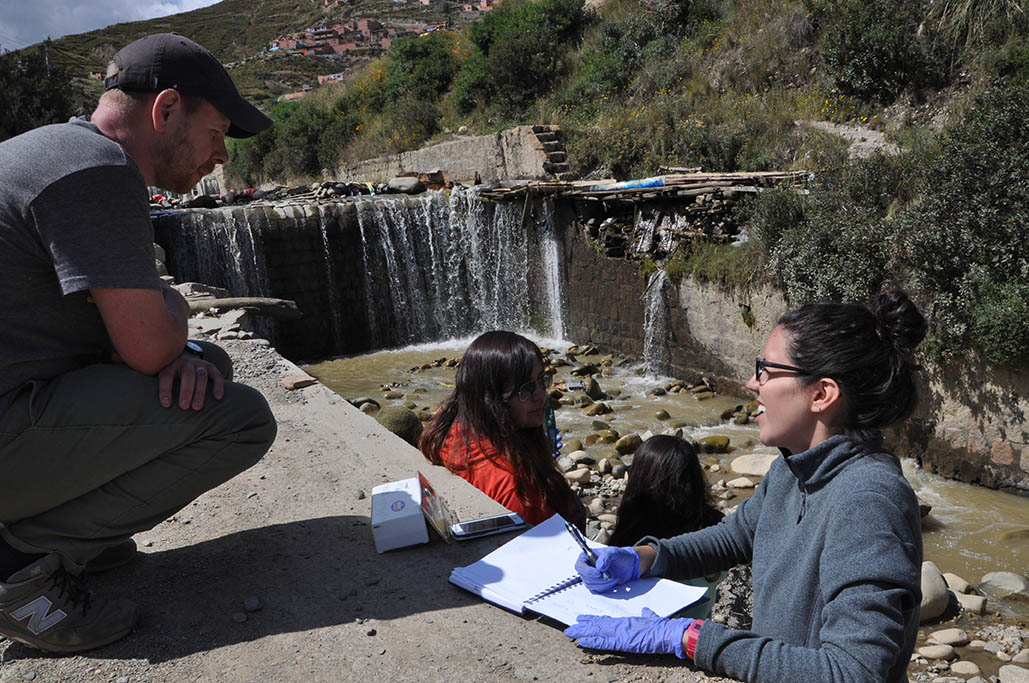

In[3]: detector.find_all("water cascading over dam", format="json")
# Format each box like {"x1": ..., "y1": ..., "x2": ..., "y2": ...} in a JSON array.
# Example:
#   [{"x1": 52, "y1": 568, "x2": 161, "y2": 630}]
[{"x1": 153, "y1": 187, "x2": 565, "y2": 359}]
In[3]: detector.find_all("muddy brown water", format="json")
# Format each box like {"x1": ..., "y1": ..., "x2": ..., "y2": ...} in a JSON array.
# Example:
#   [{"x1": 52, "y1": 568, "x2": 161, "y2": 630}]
[{"x1": 306, "y1": 339, "x2": 1028, "y2": 616}]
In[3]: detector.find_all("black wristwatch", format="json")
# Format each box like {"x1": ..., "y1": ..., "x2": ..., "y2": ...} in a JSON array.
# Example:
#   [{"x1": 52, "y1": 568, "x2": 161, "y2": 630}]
[{"x1": 184, "y1": 341, "x2": 204, "y2": 359}]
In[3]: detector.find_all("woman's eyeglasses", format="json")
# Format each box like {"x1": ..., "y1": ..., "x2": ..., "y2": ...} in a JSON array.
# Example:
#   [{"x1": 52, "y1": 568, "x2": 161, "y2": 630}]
[
  {"x1": 514, "y1": 371, "x2": 553, "y2": 402},
  {"x1": 755, "y1": 358, "x2": 810, "y2": 385}
]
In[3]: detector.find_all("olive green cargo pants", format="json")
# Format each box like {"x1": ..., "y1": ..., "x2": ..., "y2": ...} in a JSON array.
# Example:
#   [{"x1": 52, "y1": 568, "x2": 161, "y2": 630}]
[{"x1": 0, "y1": 342, "x2": 276, "y2": 574}]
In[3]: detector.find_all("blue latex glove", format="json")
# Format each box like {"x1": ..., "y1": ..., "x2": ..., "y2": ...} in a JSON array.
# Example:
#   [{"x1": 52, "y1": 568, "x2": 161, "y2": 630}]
[
  {"x1": 565, "y1": 607, "x2": 694, "y2": 658},
  {"x1": 574, "y1": 546, "x2": 640, "y2": 593}
]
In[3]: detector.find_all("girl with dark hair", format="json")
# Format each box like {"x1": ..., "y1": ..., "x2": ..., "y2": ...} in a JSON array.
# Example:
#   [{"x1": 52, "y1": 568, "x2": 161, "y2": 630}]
[
  {"x1": 420, "y1": 331, "x2": 586, "y2": 528},
  {"x1": 565, "y1": 291, "x2": 927, "y2": 683},
  {"x1": 608, "y1": 436, "x2": 722, "y2": 547},
  {"x1": 608, "y1": 435, "x2": 724, "y2": 619}
]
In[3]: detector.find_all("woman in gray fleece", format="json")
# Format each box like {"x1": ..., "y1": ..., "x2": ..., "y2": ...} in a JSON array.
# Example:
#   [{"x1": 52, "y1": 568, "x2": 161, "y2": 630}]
[{"x1": 565, "y1": 290, "x2": 927, "y2": 683}]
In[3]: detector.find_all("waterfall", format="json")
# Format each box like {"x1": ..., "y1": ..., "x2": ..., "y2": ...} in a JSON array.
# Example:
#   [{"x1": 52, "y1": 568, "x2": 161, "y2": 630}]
[
  {"x1": 163, "y1": 207, "x2": 270, "y2": 299},
  {"x1": 156, "y1": 187, "x2": 566, "y2": 357},
  {"x1": 355, "y1": 186, "x2": 564, "y2": 349},
  {"x1": 642, "y1": 269, "x2": 670, "y2": 373}
]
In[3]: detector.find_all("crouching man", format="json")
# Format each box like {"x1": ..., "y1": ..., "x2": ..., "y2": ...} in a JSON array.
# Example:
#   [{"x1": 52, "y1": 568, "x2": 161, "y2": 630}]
[{"x1": 0, "y1": 33, "x2": 277, "y2": 652}]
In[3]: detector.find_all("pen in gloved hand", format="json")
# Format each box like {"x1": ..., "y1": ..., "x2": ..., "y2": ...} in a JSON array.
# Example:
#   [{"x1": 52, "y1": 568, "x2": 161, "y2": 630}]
[{"x1": 565, "y1": 520, "x2": 610, "y2": 580}]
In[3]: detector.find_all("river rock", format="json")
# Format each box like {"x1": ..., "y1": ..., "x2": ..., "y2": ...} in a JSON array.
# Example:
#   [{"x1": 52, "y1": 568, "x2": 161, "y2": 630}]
[
  {"x1": 382, "y1": 390, "x2": 404, "y2": 400},
  {"x1": 730, "y1": 453, "x2": 778, "y2": 476},
  {"x1": 929, "y1": 628, "x2": 969, "y2": 646},
  {"x1": 571, "y1": 364, "x2": 599, "y2": 377},
  {"x1": 654, "y1": 409, "x2": 670, "y2": 420},
  {"x1": 950, "y1": 661, "x2": 981, "y2": 676},
  {"x1": 387, "y1": 176, "x2": 424, "y2": 194},
  {"x1": 583, "y1": 402, "x2": 611, "y2": 416},
  {"x1": 569, "y1": 450, "x2": 594, "y2": 465},
  {"x1": 999, "y1": 664, "x2": 1029, "y2": 683},
  {"x1": 360, "y1": 403, "x2": 378, "y2": 415},
  {"x1": 376, "y1": 406, "x2": 422, "y2": 447},
  {"x1": 648, "y1": 387, "x2": 666, "y2": 396},
  {"x1": 918, "y1": 644, "x2": 956, "y2": 660},
  {"x1": 351, "y1": 397, "x2": 381, "y2": 410},
  {"x1": 1015, "y1": 650, "x2": 1029, "y2": 664},
  {"x1": 557, "y1": 456, "x2": 575, "y2": 472},
  {"x1": 979, "y1": 571, "x2": 1029, "y2": 597},
  {"x1": 955, "y1": 592, "x2": 987, "y2": 614},
  {"x1": 564, "y1": 438, "x2": 582, "y2": 452},
  {"x1": 565, "y1": 468, "x2": 591, "y2": 483},
  {"x1": 693, "y1": 391, "x2": 714, "y2": 400},
  {"x1": 727, "y1": 477, "x2": 755, "y2": 489},
  {"x1": 588, "y1": 498, "x2": 605, "y2": 516},
  {"x1": 597, "y1": 458, "x2": 612, "y2": 474},
  {"x1": 698, "y1": 436, "x2": 731, "y2": 453},
  {"x1": 943, "y1": 572, "x2": 973, "y2": 594},
  {"x1": 921, "y1": 561, "x2": 950, "y2": 623},
  {"x1": 611, "y1": 464, "x2": 626, "y2": 479},
  {"x1": 614, "y1": 434, "x2": 642, "y2": 455},
  {"x1": 583, "y1": 376, "x2": 605, "y2": 400}
]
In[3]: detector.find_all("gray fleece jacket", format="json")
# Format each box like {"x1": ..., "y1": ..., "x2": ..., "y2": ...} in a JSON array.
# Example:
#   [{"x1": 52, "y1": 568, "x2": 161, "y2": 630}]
[{"x1": 644, "y1": 434, "x2": 922, "y2": 683}]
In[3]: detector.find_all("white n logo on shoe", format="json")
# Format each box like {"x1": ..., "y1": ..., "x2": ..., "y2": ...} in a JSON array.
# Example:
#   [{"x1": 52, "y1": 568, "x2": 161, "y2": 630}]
[{"x1": 11, "y1": 597, "x2": 68, "y2": 634}]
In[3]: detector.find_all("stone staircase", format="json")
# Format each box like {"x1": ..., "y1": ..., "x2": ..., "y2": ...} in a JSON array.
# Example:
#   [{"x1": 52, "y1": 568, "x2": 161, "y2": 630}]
[{"x1": 532, "y1": 125, "x2": 578, "y2": 181}]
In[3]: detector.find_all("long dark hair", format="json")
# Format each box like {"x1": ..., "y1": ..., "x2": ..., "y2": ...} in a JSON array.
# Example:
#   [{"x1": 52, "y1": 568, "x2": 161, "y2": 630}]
[
  {"x1": 608, "y1": 435, "x2": 722, "y2": 547},
  {"x1": 777, "y1": 289, "x2": 927, "y2": 440},
  {"x1": 420, "y1": 331, "x2": 582, "y2": 524}
]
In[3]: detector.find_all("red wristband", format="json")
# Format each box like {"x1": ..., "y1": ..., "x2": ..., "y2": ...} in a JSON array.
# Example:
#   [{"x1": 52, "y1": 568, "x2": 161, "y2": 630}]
[{"x1": 685, "y1": 619, "x2": 704, "y2": 660}]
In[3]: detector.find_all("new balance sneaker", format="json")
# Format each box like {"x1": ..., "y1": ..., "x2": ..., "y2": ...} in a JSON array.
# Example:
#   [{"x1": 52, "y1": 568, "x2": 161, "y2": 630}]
[{"x1": 0, "y1": 554, "x2": 138, "y2": 652}]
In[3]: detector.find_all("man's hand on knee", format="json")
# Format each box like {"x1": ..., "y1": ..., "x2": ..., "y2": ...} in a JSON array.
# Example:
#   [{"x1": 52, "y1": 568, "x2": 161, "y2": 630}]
[{"x1": 158, "y1": 354, "x2": 225, "y2": 410}]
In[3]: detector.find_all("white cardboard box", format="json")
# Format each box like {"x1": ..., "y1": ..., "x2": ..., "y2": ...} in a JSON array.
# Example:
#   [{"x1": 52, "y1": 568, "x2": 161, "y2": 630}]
[{"x1": 370, "y1": 477, "x2": 429, "y2": 553}]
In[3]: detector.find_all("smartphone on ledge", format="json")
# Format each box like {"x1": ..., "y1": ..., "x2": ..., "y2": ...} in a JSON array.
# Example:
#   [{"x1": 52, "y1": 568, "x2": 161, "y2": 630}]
[{"x1": 450, "y1": 512, "x2": 527, "y2": 540}]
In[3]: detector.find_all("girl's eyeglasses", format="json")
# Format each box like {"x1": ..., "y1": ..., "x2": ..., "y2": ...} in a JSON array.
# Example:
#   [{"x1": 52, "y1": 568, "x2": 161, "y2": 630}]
[
  {"x1": 755, "y1": 358, "x2": 811, "y2": 385},
  {"x1": 514, "y1": 371, "x2": 553, "y2": 401}
]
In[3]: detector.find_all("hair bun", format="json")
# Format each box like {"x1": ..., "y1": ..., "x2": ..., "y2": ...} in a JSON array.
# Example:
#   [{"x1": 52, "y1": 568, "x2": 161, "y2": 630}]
[{"x1": 872, "y1": 290, "x2": 927, "y2": 358}]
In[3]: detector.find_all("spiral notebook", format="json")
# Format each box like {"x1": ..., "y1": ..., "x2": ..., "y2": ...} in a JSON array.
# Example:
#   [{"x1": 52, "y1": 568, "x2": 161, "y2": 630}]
[{"x1": 449, "y1": 513, "x2": 707, "y2": 626}]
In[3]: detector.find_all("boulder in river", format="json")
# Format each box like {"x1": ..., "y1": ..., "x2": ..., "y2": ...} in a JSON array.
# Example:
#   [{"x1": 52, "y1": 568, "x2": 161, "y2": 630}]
[
  {"x1": 730, "y1": 453, "x2": 778, "y2": 477},
  {"x1": 920, "y1": 561, "x2": 950, "y2": 623},
  {"x1": 376, "y1": 406, "x2": 422, "y2": 447},
  {"x1": 979, "y1": 571, "x2": 1029, "y2": 598}
]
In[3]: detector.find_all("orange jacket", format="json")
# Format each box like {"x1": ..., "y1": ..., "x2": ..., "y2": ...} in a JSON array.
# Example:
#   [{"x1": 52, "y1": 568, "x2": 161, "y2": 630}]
[{"x1": 438, "y1": 422, "x2": 555, "y2": 526}]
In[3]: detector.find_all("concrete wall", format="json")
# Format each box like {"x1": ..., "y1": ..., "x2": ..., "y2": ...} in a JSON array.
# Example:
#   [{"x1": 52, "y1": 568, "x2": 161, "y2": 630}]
[
  {"x1": 558, "y1": 212, "x2": 1029, "y2": 493},
  {"x1": 334, "y1": 126, "x2": 552, "y2": 183}
]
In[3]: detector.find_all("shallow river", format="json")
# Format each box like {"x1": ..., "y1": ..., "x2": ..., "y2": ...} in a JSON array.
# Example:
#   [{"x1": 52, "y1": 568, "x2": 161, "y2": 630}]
[{"x1": 306, "y1": 338, "x2": 1028, "y2": 613}]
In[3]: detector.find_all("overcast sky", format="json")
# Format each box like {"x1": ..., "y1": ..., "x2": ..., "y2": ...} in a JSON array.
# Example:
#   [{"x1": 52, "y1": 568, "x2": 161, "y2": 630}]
[{"x1": 0, "y1": 1, "x2": 221, "y2": 52}]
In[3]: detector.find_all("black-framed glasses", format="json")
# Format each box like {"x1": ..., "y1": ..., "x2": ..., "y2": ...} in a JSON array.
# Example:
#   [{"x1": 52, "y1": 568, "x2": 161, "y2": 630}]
[
  {"x1": 514, "y1": 371, "x2": 553, "y2": 402},
  {"x1": 755, "y1": 358, "x2": 810, "y2": 385}
]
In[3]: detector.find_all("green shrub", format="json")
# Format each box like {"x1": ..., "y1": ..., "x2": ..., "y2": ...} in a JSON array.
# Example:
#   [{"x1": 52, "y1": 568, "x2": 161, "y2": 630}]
[
  {"x1": 895, "y1": 83, "x2": 1029, "y2": 365},
  {"x1": 384, "y1": 97, "x2": 442, "y2": 153},
  {"x1": 456, "y1": 0, "x2": 588, "y2": 115},
  {"x1": 808, "y1": 0, "x2": 935, "y2": 103},
  {"x1": 968, "y1": 276, "x2": 1029, "y2": 367},
  {"x1": 384, "y1": 33, "x2": 460, "y2": 106}
]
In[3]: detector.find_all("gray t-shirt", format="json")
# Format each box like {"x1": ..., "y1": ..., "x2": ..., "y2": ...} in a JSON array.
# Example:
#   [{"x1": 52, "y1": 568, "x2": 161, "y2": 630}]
[{"x1": 0, "y1": 118, "x2": 163, "y2": 415}]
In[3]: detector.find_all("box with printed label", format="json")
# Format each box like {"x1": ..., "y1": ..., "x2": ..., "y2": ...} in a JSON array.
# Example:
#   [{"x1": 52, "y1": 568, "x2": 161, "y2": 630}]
[{"x1": 370, "y1": 477, "x2": 429, "y2": 553}]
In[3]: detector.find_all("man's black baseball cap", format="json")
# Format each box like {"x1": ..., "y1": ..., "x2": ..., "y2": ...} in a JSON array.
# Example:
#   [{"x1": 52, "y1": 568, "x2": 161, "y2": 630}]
[{"x1": 104, "y1": 33, "x2": 272, "y2": 138}]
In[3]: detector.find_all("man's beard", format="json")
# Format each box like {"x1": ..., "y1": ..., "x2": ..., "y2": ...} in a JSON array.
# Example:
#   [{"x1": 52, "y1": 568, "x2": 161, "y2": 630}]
[{"x1": 152, "y1": 120, "x2": 204, "y2": 194}]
